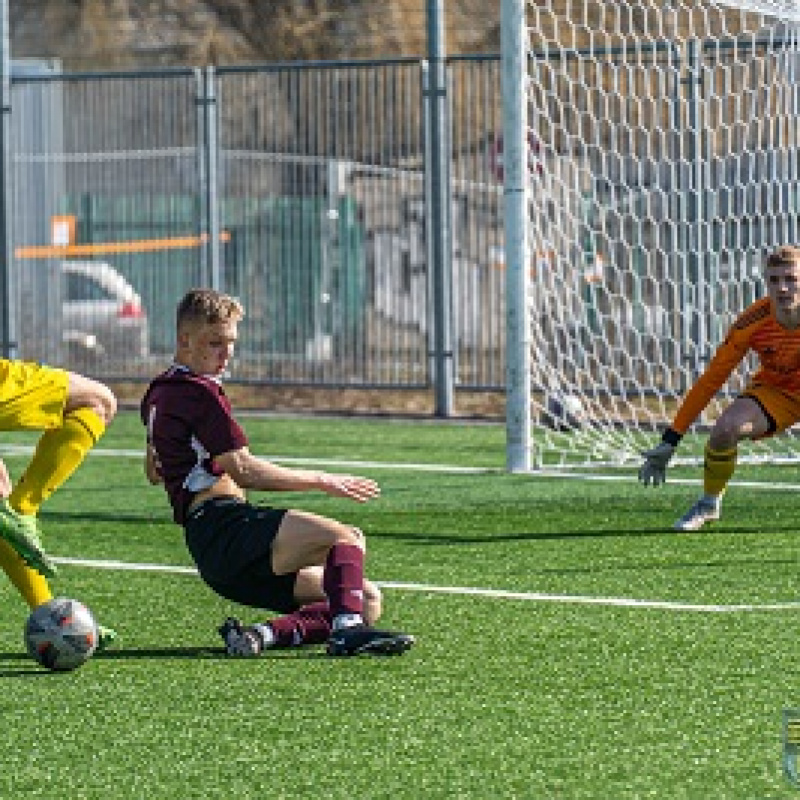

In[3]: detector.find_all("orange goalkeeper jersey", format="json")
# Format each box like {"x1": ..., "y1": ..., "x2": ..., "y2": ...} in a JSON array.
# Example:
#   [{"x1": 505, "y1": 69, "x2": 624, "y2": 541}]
[{"x1": 671, "y1": 296, "x2": 800, "y2": 434}]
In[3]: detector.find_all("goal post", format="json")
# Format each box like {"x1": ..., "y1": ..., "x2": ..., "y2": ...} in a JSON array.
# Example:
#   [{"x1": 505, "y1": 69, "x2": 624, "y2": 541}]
[
  {"x1": 502, "y1": 0, "x2": 800, "y2": 470},
  {"x1": 501, "y1": 0, "x2": 532, "y2": 472}
]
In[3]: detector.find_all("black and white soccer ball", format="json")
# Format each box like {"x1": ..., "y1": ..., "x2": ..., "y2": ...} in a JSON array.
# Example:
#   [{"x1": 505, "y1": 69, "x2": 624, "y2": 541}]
[
  {"x1": 543, "y1": 392, "x2": 585, "y2": 431},
  {"x1": 24, "y1": 597, "x2": 98, "y2": 672}
]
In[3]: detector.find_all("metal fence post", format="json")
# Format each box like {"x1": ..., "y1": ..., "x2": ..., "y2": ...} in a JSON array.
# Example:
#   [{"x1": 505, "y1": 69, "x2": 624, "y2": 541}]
[
  {"x1": 0, "y1": 0, "x2": 15, "y2": 358},
  {"x1": 196, "y1": 66, "x2": 221, "y2": 290},
  {"x1": 425, "y1": 0, "x2": 454, "y2": 416}
]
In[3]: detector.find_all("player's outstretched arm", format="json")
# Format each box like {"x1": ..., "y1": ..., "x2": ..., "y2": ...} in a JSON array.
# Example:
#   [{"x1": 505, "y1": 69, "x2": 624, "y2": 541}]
[
  {"x1": 215, "y1": 447, "x2": 380, "y2": 503},
  {"x1": 316, "y1": 472, "x2": 381, "y2": 503},
  {"x1": 638, "y1": 428, "x2": 682, "y2": 486}
]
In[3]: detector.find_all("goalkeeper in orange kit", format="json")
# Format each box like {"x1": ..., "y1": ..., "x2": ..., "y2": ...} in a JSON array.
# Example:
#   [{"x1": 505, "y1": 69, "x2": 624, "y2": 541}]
[{"x1": 639, "y1": 245, "x2": 800, "y2": 529}]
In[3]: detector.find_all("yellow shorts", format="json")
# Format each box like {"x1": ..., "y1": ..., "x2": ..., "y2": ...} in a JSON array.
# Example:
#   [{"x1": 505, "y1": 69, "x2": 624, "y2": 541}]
[
  {"x1": 742, "y1": 380, "x2": 800, "y2": 438},
  {"x1": 0, "y1": 359, "x2": 69, "y2": 432}
]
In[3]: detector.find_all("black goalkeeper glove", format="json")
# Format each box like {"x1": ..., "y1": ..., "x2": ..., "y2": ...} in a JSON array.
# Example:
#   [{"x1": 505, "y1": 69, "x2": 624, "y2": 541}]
[{"x1": 638, "y1": 429, "x2": 682, "y2": 487}]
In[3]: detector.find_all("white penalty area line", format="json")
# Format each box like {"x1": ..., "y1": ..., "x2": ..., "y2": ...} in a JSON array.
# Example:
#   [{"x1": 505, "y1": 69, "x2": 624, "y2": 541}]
[
  {"x1": 51, "y1": 556, "x2": 800, "y2": 614},
  {"x1": 533, "y1": 469, "x2": 800, "y2": 491},
  {"x1": 378, "y1": 581, "x2": 800, "y2": 613},
  {"x1": 0, "y1": 444, "x2": 494, "y2": 475},
  {"x1": 2, "y1": 443, "x2": 799, "y2": 488}
]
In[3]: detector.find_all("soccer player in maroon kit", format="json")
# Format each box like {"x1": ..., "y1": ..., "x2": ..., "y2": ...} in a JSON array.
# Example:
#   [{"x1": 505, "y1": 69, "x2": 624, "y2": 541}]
[{"x1": 141, "y1": 288, "x2": 414, "y2": 657}]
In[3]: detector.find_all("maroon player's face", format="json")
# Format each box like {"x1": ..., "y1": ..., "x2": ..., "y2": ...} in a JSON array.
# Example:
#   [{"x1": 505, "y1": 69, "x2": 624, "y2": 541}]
[{"x1": 179, "y1": 319, "x2": 238, "y2": 376}]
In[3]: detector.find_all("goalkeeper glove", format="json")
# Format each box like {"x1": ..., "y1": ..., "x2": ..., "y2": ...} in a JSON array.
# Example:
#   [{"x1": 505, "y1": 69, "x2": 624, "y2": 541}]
[{"x1": 639, "y1": 429, "x2": 682, "y2": 486}]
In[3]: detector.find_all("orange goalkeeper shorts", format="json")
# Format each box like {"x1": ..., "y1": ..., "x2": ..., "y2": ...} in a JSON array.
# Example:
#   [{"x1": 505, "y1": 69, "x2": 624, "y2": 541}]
[
  {"x1": 741, "y1": 379, "x2": 800, "y2": 438},
  {"x1": 0, "y1": 359, "x2": 68, "y2": 431}
]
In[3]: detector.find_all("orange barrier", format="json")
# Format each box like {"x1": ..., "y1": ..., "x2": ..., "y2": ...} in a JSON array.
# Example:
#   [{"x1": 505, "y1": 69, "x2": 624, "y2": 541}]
[{"x1": 16, "y1": 231, "x2": 230, "y2": 259}]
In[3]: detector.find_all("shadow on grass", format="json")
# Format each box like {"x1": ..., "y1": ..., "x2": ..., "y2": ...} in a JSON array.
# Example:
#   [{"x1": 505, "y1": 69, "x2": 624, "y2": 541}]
[
  {"x1": 40, "y1": 510, "x2": 171, "y2": 525},
  {"x1": 95, "y1": 647, "x2": 325, "y2": 661},
  {"x1": 0, "y1": 647, "x2": 225, "y2": 667},
  {"x1": 0, "y1": 666, "x2": 55, "y2": 676},
  {"x1": 95, "y1": 646, "x2": 226, "y2": 659},
  {"x1": 0, "y1": 651, "x2": 85, "y2": 676},
  {"x1": 0, "y1": 647, "x2": 322, "y2": 670},
  {"x1": 378, "y1": 530, "x2": 657, "y2": 544},
  {"x1": 375, "y1": 522, "x2": 800, "y2": 544}
]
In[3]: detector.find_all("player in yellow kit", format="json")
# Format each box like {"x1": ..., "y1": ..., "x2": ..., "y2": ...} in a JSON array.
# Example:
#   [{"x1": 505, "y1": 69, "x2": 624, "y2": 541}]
[
  {"x1": 0, "y1": 359, "x2": 118, "y2": 646},
  {"x1": 639, "y1": 245, "x2": 800, "y2": 529}
]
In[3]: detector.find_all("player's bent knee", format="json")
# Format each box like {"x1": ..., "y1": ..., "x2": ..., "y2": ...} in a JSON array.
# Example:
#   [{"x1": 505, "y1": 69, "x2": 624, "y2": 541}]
[
  {"x1": 349, "y1": 526, "x2": 365, "y2": 545},
  {"x1": 709, "y1": 417, "x2": 751, "y2": 448},
  {"x1": 272, "y1": 513, "x2": 365, "y2": 574},
  {"x1": 66, "y1": 373, "x2": 118, "y2": 425},
  {"x1": 93, "y1": 383, "x2": 118, "y2": 424},
  {"x1": 363, "y1": 579, "x2": 383, "y2": 624},
  {"x1": 333, "y1": 523, "x2": 365, "y2": 549}
]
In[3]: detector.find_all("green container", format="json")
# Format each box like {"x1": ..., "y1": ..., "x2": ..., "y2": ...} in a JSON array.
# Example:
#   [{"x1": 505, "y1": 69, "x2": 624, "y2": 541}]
[
  {"x1": 225, "y1": 195, "x2": 366, "y2": 358},
  {"x1": 63, "y1": 193, "x2": 366, "y2": 358}
]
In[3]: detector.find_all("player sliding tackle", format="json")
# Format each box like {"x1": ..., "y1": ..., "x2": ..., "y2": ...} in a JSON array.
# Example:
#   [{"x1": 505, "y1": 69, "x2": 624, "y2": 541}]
[
  {"x1": 141, "y1": 288, "x2": 414, "y2": 657},
  {"x1": 639, "y1": 245, "x2": 800, "y2": 530}
]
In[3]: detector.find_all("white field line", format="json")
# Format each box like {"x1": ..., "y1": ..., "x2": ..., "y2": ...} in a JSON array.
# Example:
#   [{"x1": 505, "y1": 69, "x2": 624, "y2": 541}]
[
  {"x1": 0, "y1": 444, "x2": 492, "y2": 475},
  {"x1": 50, "y1": 556, "x2": 800, "y2": 614},
  {"x1": 7, "y1": 443, "x2": 798, "y2": 612},
  {"x1": 0, "y1": 443, "x2": 798, "y2": 488}
]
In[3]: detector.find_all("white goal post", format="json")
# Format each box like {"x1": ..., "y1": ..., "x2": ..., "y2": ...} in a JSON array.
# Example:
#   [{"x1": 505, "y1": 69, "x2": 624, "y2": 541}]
[{"x1": 501, "y1": 0, "x2": 800, "y2": 471}]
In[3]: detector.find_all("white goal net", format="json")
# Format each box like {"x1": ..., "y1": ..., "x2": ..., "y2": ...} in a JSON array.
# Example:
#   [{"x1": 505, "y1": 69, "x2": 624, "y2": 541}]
[{"x1": 502, "y1": 0, "x2": 800, "y2": 469}]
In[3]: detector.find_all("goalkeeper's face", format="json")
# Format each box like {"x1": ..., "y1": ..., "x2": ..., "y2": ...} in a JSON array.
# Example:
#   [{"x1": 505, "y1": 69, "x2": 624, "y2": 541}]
[{"x1": 765, "y1": 259, "x2": 800, "y2": 327}]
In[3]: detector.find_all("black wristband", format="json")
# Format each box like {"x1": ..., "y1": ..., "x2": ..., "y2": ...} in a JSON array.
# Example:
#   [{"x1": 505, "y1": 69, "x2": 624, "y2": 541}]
[{"x1": 661, "y1": 428, "x2": 682, "y2": 447}]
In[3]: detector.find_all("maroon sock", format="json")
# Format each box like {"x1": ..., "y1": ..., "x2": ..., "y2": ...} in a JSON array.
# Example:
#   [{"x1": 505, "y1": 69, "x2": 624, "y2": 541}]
[
  {"x1": 267, "y1": 602, "x2": 333, "y2": 647},
  {"x1": 295, "y1": 602, "x2": 333, "y2": 644},
  {"x1": 322, "y1": 543, "x2": 365, "y2": 619}
]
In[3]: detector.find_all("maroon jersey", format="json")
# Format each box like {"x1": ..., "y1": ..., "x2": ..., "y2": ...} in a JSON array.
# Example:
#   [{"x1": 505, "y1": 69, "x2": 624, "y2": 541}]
[{"x1": 141, "y1": 365, "x2": 248, "y2": 523}]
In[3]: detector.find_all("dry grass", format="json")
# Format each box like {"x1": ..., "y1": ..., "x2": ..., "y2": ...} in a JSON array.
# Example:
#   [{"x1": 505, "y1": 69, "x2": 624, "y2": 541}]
[{"x1": 16, "y1": 0, "x2": 500, "y2": 69}]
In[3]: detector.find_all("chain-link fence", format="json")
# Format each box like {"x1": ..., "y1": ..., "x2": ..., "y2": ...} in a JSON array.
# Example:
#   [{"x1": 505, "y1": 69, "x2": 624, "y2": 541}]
[{"x1": 6, "y1": 56, "x2": 507, "y2": 394}]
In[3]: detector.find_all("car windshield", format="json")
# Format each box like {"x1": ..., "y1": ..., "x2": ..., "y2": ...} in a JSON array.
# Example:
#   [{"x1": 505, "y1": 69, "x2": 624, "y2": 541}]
[{"x1": 64, "y1": 271, "x2": 117, "y2": 302}]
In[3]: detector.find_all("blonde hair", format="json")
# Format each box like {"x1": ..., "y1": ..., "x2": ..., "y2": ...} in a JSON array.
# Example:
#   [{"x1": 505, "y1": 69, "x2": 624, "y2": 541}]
[
  {"x1": 765, "y1": 246, "x2": 800, "y2": 270},
  {"x1": 176, "y1": 289, "x2": 244, "y2": 331}
]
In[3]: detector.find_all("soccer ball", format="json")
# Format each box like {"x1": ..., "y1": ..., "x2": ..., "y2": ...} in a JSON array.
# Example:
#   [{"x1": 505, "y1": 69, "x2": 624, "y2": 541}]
[
  {"x1": 24, "y1": 597, "x2": 99, "y2": 672},
  {"x1": 543, "y1": 392, "x2": 585, "y2": 431}
]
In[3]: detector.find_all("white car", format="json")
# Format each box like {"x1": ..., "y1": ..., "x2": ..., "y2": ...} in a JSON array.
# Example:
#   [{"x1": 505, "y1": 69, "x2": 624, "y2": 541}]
[{"x1": 61, "y1": 261, "x2": 149, "y2": 362}]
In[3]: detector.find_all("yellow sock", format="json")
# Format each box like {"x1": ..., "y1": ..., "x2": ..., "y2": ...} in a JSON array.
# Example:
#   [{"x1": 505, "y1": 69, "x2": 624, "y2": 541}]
[
  {"x1": 9, "y1": 407, "x2": 105, "y2": 515},
  {"x1": 0, "y1": 409, "x2": 104, "y2": 608},
  {"x1": 0, "y1": 539, "x2": 52, "y2": 608},
  {"x1": 703, "y1": 443, "x2": 737, "y2": 497}
]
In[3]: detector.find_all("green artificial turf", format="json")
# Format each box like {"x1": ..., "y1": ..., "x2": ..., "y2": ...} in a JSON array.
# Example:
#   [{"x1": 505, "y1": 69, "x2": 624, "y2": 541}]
[{"x1": 0, "y1": 412, "x2": 798, "y2": 798}]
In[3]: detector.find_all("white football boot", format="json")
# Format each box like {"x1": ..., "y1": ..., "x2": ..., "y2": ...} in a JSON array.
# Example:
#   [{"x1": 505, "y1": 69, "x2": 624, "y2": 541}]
[{"x1": 674, "y1": 496, "x2": 721, "y2": 531}]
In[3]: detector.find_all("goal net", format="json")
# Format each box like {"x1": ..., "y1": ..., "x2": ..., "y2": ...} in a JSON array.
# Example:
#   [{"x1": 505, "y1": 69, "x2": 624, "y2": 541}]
[{"x1": 501, "y1": 0, "x2": 800, "y2": 470}]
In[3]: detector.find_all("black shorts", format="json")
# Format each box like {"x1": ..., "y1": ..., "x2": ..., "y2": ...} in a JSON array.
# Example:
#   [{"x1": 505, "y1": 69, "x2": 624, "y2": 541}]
[{"x1": 183, "y1": 497, "x2": 298, "y2": 613}]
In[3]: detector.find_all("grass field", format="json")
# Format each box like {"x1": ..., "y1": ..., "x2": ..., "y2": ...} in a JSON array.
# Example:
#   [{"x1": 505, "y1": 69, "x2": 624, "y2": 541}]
[{"x1": 1, "y1": 411, "x2": 800, "y2": 798}]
